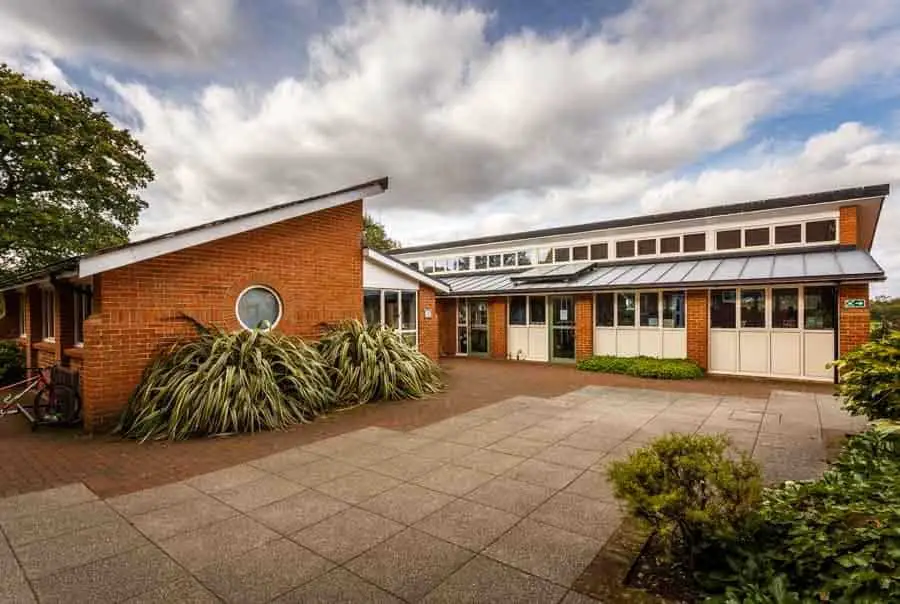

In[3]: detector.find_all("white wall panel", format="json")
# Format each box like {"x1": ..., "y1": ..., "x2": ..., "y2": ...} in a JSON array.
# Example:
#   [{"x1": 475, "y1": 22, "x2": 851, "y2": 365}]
[
  {"x1": 770, "y1": 332, "x2": 802, "y2": 377},
  {"x1": 710, "y1": 331, "x2": 738, "y2": 373}
]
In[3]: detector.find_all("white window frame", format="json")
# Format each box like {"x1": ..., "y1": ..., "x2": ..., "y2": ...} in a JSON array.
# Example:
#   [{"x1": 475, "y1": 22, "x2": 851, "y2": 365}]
[
  {"x1": 235, "y1": 285, "x2": 283, "y2": 331},
  {"x1": 363, "y1": 289, "x2": 418, "y2": 346},
  {"x1": 41, "y1": 287, "x2": 55, "y2": 342},
  {"x1": 18, "y1": 292, "x2": 26, "y2": 338},
  {"x1": 594, "y1": 289, "x2": 687, "y2": 330},
  {"x1": 73, "y1": 286, "x2": 93, "y2": 346}
]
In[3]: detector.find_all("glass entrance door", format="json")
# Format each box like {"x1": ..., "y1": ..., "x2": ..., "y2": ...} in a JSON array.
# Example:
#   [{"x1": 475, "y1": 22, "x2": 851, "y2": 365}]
[
  {"x1": 550, "y1": 296, "x2": 575, "y2": 362},
  {"x1": 457, "y1": 299, "x2": 489, "y2": 356}
]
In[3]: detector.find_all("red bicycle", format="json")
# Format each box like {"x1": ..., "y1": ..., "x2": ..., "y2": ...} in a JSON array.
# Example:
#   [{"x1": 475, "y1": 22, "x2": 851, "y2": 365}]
[{"x1": 0, "y1": 367, "x2": 81, "y2": 428}]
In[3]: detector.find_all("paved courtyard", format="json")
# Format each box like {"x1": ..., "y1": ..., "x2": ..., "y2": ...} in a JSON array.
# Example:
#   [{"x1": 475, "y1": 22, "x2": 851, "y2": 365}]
[{"x1": 0, "y1": 384, "x2": 862, "y2": 603}]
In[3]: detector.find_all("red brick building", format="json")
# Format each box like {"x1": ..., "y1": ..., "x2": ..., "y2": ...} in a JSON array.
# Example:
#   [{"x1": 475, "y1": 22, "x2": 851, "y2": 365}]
[
  {"x1": 0, "y1": 178, "x2": 448, "y2": 431},
  {"x1": 392, "y1": 185, "x2": 889, "y2": 382}
]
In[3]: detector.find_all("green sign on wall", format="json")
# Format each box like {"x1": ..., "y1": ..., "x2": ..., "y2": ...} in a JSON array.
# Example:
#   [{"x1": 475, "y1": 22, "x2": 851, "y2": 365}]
[{"x1": 843, "y1": 298, "x2": 867, "y2": 309}]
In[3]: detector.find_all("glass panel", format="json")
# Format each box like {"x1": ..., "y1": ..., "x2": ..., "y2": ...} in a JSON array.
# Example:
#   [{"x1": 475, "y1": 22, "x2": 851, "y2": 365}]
[
  {"x1": 363, "y1": 289, "x2": 382, "y2": 326},
  {"x1": 401, "y1": 292, "x2": 416, "y2": 330},
  {"x1": 517, "y1": 250, "x2": 533, "y2": 266},
  {"x1": 457, "y1": 256, "x2": 471, "y2": 271},
  {"x1": 590, "y1": 243, "x2": 608, "y2": 260},
  {"x1": 503, "y1": 253, "x2": 517, "y2": 267},
  {"x1": 744, "y1": 227, "x2": 770, "y2": 247},
  {"x1": 637, "y1": 239, "x2": 657, "y2": 256},
  {"x1": 402, "y1": 333, "x2": 417, "y2": 347},
  {"x1": 384, "y1": 291, "x2": 400, "y2": 328},
  {"x1": 488, "y1": 254, "x2": 502, "y2": 268},
  {"x1": 710, "y1": 289, "x2": 736, "y2": 328},
  {"x1": 617, "y1": 293, "x2": 636, "y2": 326},
  {"x1": 433, "y1": 259, "x2": 446, "y2": 273},
  {"x1": 423, "y1": 260, "x2": 435, "y2": 273},
  {"x1": 471, "y1": 300, "x2": 489, "y2": 327},
  {"x1": 457, "y1": 327, "x2": 468, "y2": 353},
  {"x1": 806, "y1": 219, "x2": 837, "y2": 243},
  {"x1": 537, "y1": 248, "x2": 552, "y2": 264},
  {"x1": 683, "y1": 233, "x2": 706, "y2": 252},
  {"x1": 716, "y1": 230, "x2": 742, "y2": 250},
  {"x1": 509, "y1": 297, "x2": 527, "y2": 325},
  {"x1": 740, "y1": 289, "x2": 766, "y2": 328},
  {"x1": 662, "y1": 291, "x2": 685, "y2": 328},
  {"x1": 475, "y1": 256, "x2": 488, "y2": 270},
  {"x1": 772, "y1": 288, "x2": 799, "y2": 329},
  {"x1": 572, "y1": 246, "x2": 588, "y2": 261},
  {"x1": 775, "y1": 224, "x2": 801, "y2": 244},
  {"x1": 529, "y1": 297, "x2": 546, "y2": 325},
  {"x1": 237, "y1": 287, "x2": 280, "y2": 330},
  {"x1": 553, "y1": 247, "x2": 570, "y2": 262},
  {"x1": 660, "y1": 237, "x2": 680, "y2": 254},
  {"x1": 470, "y1": 328, "x2": 489, "y2": 354},
  {"x1": 457, "y1": 299, "x2": 468, "y2": 325},
  {"x1": 595, "y1": 293, "x2": 614, "y2": 327},
  {"x1": 552, "y1": 296, "x2": 574, "y2": 326},
  {"x1": 639, "y1": 292, "x2": 660, "y2": 327},
  {"x1": 408, "y1": 261, "x2": 419, "y2": 270},
  {"x1": 616, "y1": 241, "x2": 635, "y2": 258},
  {"x1": 804, "y1": 286, "x2": 836, "y2": 330}
]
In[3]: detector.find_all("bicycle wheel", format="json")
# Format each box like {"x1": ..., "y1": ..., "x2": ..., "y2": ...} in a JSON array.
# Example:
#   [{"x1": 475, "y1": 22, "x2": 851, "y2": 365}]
[{"x1": 33, "y1": 384, "x2": 81, "y2": 425}]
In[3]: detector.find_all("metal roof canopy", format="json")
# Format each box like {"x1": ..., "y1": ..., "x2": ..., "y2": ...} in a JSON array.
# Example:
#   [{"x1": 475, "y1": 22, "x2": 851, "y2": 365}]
[
  {"x1": 511, "y1": 261, "x2": 596, "y2": 283},
  {"x1": 438, "y1": 248, "x2": 885, "y2": 296}
]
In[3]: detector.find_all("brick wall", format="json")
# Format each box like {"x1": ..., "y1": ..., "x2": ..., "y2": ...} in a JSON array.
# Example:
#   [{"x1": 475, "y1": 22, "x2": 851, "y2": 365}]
[
  {"x1": 81, "y1": 201, "x2": 364, "y2": 431},
  {"x1": 839, "y1": 206, "x2": 859, "y2": 247},
  {"x1": 417, "y1": 287, "x2": 440, "y2": 361},
  {"x1": 437, "y1": 298, "x2": 457, "y2": 356},
  {"x1": 575, "y1": 294, "x2": 593, "y2": 360},
  {"x1": 686, "y1": 290, "x2": 709, "y2": 369},
  {"x1": 838, "y1": 283, "x2": 869, "y2": 356},
  {"x1": 488, "y1": 297, "x2": 508, "y2": 359}
]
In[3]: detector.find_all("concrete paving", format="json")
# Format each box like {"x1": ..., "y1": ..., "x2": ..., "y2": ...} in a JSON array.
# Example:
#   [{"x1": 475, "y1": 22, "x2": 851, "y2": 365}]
[{"x1": 0, "y1": 386, "x2": 862, "y2": 603}]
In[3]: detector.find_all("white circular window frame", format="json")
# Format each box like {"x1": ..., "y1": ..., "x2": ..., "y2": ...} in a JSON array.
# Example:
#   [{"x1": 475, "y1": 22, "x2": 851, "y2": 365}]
[{"x1": 235, "y1": 285, "x2": 283, "y2": 331}]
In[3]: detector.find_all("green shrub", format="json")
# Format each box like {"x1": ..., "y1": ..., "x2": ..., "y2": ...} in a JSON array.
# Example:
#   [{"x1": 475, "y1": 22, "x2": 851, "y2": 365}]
[
  {"x1": 577, "y1": 355, "x2": 704, "y2": 379},
  {"x1": 0, "y1": 340, "x2": 25, "y2": 385},
  {"x1": 118, "y1": 325, "x2": 335, "y2": 441},
  {"x1": 317, "y1": 320, "x2": 443, "y2": 403},
  {"x1": 831, "y1": 333, "x2": 900, "y2": 420},
  {"x1": 608, "y1": 433, "x2": 762, "y2": 569},
  {"x1": 702, "y1": 424, "x2": 900, "y2": 603}
]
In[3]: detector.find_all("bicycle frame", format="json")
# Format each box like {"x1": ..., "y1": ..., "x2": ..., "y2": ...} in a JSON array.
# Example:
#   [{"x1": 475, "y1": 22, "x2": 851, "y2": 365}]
[{"x1": 0, "y1": 369, "x2": 50, "y2": 422}]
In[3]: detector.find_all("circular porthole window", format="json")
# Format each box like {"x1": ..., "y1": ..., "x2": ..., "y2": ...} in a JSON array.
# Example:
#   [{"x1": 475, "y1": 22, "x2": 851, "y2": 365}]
[{"x1": 236, "y1": 285, "x2": 282, "y2": 331}]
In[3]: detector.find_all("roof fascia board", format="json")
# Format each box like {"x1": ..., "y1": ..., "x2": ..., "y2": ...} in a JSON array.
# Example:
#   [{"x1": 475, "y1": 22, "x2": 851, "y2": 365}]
[
  {"x1": 364, "y1": 248, "x2": 451, "y2": 292},
  {"x1": 79, "y1": 183, "x2": 385, "y2": 278}
]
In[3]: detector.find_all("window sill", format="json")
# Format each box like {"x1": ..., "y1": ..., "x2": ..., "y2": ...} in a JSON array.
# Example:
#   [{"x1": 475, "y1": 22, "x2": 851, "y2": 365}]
[
  {"x1": 64, "y1": 347, "x2": 85, "y2": 359},
  {"x1": 32, "y1": 340, "x2": 56, "y2": 352}
]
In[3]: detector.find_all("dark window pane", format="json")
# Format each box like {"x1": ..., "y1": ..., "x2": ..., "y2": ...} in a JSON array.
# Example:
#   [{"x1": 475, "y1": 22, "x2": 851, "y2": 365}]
[
  {"x1": 433, "y1": 259, "x2": 446, "y2": 273},
  {"x1": 384, "y1": 291, "x2": 400, "y2": 328},
  {"x1": 637, "y1": 239, "x2": 657, "y2": 256},
  {"x1": 423, "y1": 260, "x2": 435, "y2": 273},
  {"x1": 772, "y1": 288, "x2": 799, "y2": 328},
  {"x1": 401, "y1": 292, "x2": 417, "y2": 330},
  {"x1": 488, "y1": 254, "x2": 501, "y2": 268},
  {"x1": 457, "y1": 300, "x2": 468, "y2": 325},
  {"x1": 554, "y1": 247, "x2": 570, "y2": 262},
  {"x1": 683, "y1": 233, "x2": 706, "y2": 252},
  {"x1": 503, "y1": 253, "x2": 517, "y2": 267},
  {"x1": 662, "y1": 291, "x2": 685, "y2": 328},
  {"x1": 617, "y1": 293, "x2": 636, "y2": 326},
  {"x1": 529, "y1": 297, "x2": 546, "y2": 325},
  {"x1": 711, "y1": 289, "x2": 736, "y2": 328},
  {"x1": 660, "y1": 237, "x2": 680, "y2": 254},
  {"x1": 595, "y1": 293, "x2": 614, "y2": 327},
  {"x1": 517, "y1": 250, "x2": 533, "y2": 266},
  {"x1": 474, "y1": 256, "x2": 487, "y2": 270},
  {"x1": 590, "y1": 243, "x2": 608, "y2": 260},
  {"x1": 740, "y1": 289, "x2": 766, "y2": 328},
  {"x1": 616, "y1": 241, "x2": 635, "y2": 258},
  {"x1": 716, "y1": 230, "x2": 742, "y2": 250},
  {"x1": 408, "y1": 261, "x2": 419, "y2": 270},
  {"x1": 509, "y1": 297, "x2": 527, "y2": 325},
  {"x1": 640, "y1": 292, "x2": 659, "y2": 327},
  {"x1": 774, "y1": 224, "x2": 801, "y2": 244},
  {"x1": 237, "y1": 287, "x2": 281, "y2": 330},
  {"x1": 457, "y1": 256, "x2": 470, "y2": 271},
  {"x1": 806, "y1": 220, "x2": 836, "y2": 243},
  {"x1": 744, "y1": 227, "x2": 770, "y2": 247},
  {"x1": 572, "y1": 246, "x2": 588, "y2": 261},
  {"x1": 537, "y1": 248, "x2": 553, "y2": 264},
  {"x1": 804, "y1": 286, "x2": 836, "y2": 329}
]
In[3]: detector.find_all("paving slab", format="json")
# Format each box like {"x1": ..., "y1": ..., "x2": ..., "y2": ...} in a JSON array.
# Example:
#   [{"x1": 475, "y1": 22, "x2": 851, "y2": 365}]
[
  {"x1": 444, "y1": 427, "x2": 507, "y2": 448},
  {"x1": 347, "y1": 528, "x2": 474, "y2": 601},
  {"x1": 0, "y1": 484, "x2": 97, "y2": 523},
  {"x1": 195, "y1": 538, "x2": 332, "y2": 604},
  {"x1": 421, "y1": 555, "x2": 567, "y2": 603},
  {"x1": 484, "y1": 518, "x2": 602, "y2": 587},
  {"x1": 247, "y1": 448, "x2": 324, "y2": 475},
  {"x1": 248, "y1": 489, "x2": 349, "y2": 535},
  {"x1": 292, "y1": 507, "x2": 404, "y2": 563},
  {"x1": 366, "y1": 452, "x2": 448, "y2": 481},
  {"x1": 158, "y1": 515, "x2": 280, "y2": 572},
  {"x1": 504, "y1": 458, "x2": 582, "y2": 490},
  {"x1": 487, "y1": 435, "x2": 550, "y2": 457},
  {"x1": 455, "y1": 448, "x2": 527, "y2": 475},
  {"x1": 414, "y1": 464, "x2": 495, "y2": 496},
  {"x1": 278, "y1": 458, "x2": 359, "y2": 487},
  {"x1": 210, "y1": 473, "x2": 304, "y2": 512},
  {"x1": 418, "y1": 440, "x2": 480, "y2": 462},
  {"x1": 535, "y1": 444, "x2": 604, "y2": 469},
  {"x1": 0, "y1": 532, "x2": 36, "y2": 603},
  {"x1": 414, "y1": 499, "x2": 519, "y2": 551},
  {"x1": 2, "y1": 500, "x2": 121, "y2": 546},
  {"x1": 359, "y1": 483, "x2": 455, "y2": 525},
  {"x1": 377, "y1": 432, "x2": 437, "y2": 452},
  {"x1": 107, "y1": 483, "x2": 203, "y2": 518},
  {"x1": 273, "y1": 567, "x2": 402, "y2": 603},
  {"x1": 124, "y1": 577, "x2": 220, "y2": 603},
  {"x1": 130, "y1": 493, "x2": 239, "y2": 541},
  {"x1": 530, "y1": 492, "x2": 621, "y2": 543},
  {"x1": 344, "y1": 426, "x2": 401, "y2": 444},
  {"x1": 465, "y1": 476, "x2": 556, "y2": 516},
  {"x1": 325, "y1": 442, "x2": 401, "y2": 467},
  {"x1": 313, "y1": 469, "x2": 401, "y2": 505},
  {"x1": 184, "y1": 464, "x2": 269, "y2": 494},
  {"x1": 564, "y1": 469, "x2": 617, "y2": 502}
]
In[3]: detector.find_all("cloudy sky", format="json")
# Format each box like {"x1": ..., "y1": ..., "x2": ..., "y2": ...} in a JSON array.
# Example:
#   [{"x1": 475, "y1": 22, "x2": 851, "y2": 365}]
[{"x1": 2, "y1": 0, "x2": 899, "y2": 294}]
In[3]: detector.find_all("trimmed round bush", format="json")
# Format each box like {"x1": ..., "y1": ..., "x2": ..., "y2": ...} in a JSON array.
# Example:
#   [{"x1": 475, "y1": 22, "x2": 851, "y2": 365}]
[{"x1": 832, "y1": 333, "x2": 900, "y2": 420}]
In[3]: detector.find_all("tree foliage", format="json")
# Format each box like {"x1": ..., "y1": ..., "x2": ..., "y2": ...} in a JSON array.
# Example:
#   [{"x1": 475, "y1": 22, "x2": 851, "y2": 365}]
[
  {"x1": 0, "y1": 64, "x2": 153, "y2": 277},
  {"x1": 363, "y1": 213, "x2": 399, "y2": 251}
]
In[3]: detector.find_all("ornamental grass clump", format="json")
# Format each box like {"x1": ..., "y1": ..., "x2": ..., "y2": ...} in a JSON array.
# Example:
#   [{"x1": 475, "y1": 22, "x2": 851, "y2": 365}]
[
  {"x1": 318, "y1": 320, "x2": 443, "y2": 403},
  {"x1": 118, "y1": 324, "x2": 335, "y2": 441}
]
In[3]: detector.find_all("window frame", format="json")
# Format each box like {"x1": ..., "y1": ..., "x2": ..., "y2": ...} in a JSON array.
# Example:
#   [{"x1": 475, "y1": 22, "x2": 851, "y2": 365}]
[
  {"x1": 235, "y1": 285, "x2": 283, "y2": 331},
  {"x1": 660, "y1": 236, "x2": 680, "y2": 254},
  {"x1": 715, "y1": 229, "x2": 742, "y2": 251},
  {"x1": 73, "y1": 286, "x2": 93, "y2": 346},
  {"x1": 362, "y1": 288, "x2": 419, "y2": 345},
  {"x1": 41, "y1": 287, "x2": 56, "y2": 341},
  {"x1": 615, "y1": 240, "x2": 636, "y2": 259},
  {"x1": 805, "y1": 219, "x2": 838, "y2": 244},
  {"x1": 637, "y1": 239, "x2": 657, "y2": 256},
  {"x1": 18, "y1": 292, "x2": 26, "y2": 338},
  {"x1": 744, "y1": 227, "x2": 771, "y2": 247}
]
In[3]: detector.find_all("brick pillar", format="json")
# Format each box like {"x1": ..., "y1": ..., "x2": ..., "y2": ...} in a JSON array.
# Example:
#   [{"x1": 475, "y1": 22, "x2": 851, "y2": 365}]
[
  {"x1": 686, "y1": 290, "x2": 709, "y2": 369},
  {"x1": 489, "y1": 297, "x2": 508, "y2": 359},
  {"x1": 417, "y1": 287, "x2": 439, "y2": 361},
  {"x1": 839, "y1": 206, "x2": 859, "y2": 247},
  {"x1": 838, "y1": 283, "x2": 869, "y2": 356},
  {"x1": 575, "y1": 294, "x2": 594, "y2": 361},
  {"x1": 437, "y1": 298, "x2": 457, "y2": 356}
]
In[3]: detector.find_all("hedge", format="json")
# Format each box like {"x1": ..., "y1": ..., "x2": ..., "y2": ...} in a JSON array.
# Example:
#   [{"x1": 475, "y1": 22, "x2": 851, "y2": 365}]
[{"x1": 576, "y1": 355, "x2": 703, "y2": 380}]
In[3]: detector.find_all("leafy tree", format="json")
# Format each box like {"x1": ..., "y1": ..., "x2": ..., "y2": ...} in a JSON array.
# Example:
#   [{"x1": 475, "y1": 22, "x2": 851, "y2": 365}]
[
  {"x1": 363, "y1": 213, "x2": 399, "y2": 251},
  {"x1": 0, "y1": 64, "x2": 153, "y2": 278}
]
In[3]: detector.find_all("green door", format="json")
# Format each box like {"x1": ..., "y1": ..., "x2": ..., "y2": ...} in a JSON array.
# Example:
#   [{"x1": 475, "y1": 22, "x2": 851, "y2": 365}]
[{"x1": 550, "y1": 296, "x2": 575, "y2": 362}]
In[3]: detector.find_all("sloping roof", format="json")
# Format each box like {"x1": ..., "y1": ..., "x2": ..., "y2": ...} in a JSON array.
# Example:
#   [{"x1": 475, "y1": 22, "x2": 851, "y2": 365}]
[
  {"x1": 0, "y1": 178, "x2": 389, "y2": 290},
  {"x1": 394, "y1": 183, "x2": 890, "y2": 255},
  {"x1": 438, "y1": 248, "x2": 885, "y2": 296},
  {"x1": 364, "y1": 248, "x2": 451, "y2": 292}
]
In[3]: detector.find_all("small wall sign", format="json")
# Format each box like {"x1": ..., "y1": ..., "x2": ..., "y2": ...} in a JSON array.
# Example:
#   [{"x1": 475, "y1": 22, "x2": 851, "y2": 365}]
[
  {"x1": 424, "y1": 307, "x2": 433, "y2": 319},
  {"x1": 843, "y1": 298, "x2": 867, "y2": 309}
]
